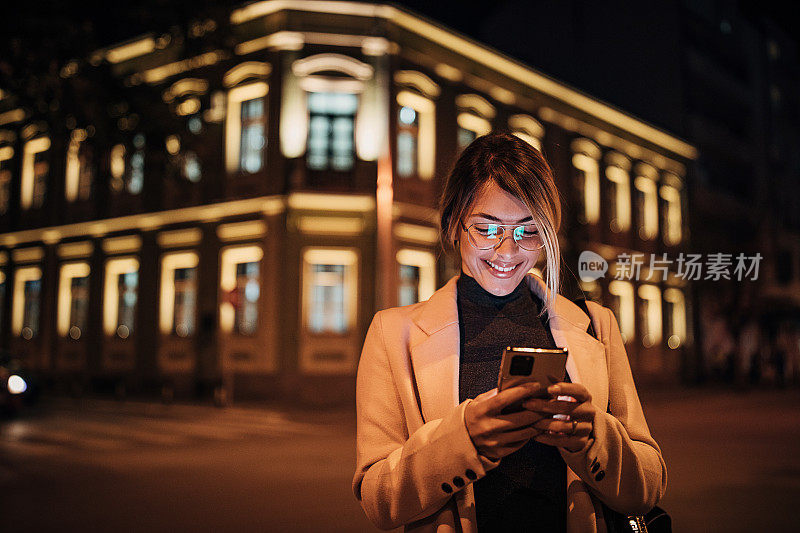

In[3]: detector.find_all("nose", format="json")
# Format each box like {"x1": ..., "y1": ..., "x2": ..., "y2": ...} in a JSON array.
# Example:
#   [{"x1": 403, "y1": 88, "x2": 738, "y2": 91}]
[{"x1": 492, "y1": 230, "x2": 519, "y2": 258}]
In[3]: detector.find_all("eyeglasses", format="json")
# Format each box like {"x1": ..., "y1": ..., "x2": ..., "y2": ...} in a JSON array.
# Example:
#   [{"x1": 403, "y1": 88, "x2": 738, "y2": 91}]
[{"x1": 461, "y1": 222, "x2": 544, "y2": 251}]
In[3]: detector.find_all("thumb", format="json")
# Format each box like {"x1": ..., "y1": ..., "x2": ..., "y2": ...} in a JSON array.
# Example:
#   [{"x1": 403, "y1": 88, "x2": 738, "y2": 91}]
[{"x1": 474, "y1": 388, "x2": 498, "y2": 402}]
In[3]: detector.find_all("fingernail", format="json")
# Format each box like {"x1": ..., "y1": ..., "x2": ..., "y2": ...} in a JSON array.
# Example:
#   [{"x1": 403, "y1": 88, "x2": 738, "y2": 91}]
[{"x1": 548, "y1": 385, "x2": 560, "y2": 394}]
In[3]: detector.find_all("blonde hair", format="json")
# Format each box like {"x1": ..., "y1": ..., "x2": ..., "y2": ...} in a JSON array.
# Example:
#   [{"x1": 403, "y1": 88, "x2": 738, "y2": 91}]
[{"x1": 438, "y1": 132, "x2": 562, "y2": 310}]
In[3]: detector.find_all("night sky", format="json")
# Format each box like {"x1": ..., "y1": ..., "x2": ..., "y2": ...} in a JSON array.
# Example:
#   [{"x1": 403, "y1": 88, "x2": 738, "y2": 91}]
[{"x1": 2, "y1": 0, "x2": 798, "y2": 136}]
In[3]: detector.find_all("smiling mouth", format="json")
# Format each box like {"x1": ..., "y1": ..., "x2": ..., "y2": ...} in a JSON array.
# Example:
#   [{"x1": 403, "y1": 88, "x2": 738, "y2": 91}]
[{"x1": 484, "y1": 260, "x2": 520, "y2": 273}]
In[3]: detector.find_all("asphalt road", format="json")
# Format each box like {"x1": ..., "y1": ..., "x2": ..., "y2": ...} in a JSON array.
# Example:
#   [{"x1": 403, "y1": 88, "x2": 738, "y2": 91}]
[{"x1": 1, "y1": 387, "x2": 799, "y2": 532}]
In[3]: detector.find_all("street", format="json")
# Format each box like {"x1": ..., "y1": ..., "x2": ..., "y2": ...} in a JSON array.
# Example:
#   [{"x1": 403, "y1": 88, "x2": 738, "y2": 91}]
[{"x1": 1, "y1": 388, "x2": 799, "y2": 532}]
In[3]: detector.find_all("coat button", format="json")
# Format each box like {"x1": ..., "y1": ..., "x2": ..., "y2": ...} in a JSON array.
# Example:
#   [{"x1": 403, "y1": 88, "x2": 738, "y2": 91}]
[
  {"x1": 441, "y1": 483, "x2": 453, "y2": 493},
  {"x1": 452, "y1": 476, "x2": 465, "y2": 488},
  {"x1": 591, "y1": 462, "x2": 600, "y2": 473},
  {"x1": 595, "y1": 470, "x2": 605, "y2": 482},
  {"x1": 465, "y1": 469, "x2": 477, "y2": 480}
]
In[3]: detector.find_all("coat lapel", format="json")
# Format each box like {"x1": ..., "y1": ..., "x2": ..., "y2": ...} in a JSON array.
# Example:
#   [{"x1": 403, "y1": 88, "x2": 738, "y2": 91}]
[{"x1": 409, "y1": 274, "x2": 609, "y2": 423}]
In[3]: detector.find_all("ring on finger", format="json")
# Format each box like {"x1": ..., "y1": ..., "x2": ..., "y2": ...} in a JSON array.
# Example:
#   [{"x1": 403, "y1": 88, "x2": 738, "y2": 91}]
[{"x1": 570, "y1": 419, "x2": 578, "y2": 435}]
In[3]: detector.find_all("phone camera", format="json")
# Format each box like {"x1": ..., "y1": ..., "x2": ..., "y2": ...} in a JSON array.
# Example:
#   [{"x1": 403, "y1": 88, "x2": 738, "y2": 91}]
[{"x1": 509, "y1": 355, "x2": 534, "y2": 376}]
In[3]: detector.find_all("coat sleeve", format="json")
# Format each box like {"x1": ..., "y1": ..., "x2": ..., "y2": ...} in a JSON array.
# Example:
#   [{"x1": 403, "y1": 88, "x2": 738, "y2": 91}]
[
  {"x1": 352, "y1": 311, "x2": 500, "y2": 530},
  {"x1": 559, "y1": 303, "x2": 668, "y2": 516}
]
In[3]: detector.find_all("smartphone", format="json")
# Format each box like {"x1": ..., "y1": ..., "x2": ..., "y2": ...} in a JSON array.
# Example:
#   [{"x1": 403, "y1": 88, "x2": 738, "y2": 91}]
[{"x1": 497, "y1": 347, "x2": 568, "y2": 414}]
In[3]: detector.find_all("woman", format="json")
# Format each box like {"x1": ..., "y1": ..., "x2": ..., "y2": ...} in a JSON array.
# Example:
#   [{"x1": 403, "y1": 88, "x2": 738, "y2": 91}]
[{"x1": 353, "y1": 132, "x2": 666, "y2": 532}]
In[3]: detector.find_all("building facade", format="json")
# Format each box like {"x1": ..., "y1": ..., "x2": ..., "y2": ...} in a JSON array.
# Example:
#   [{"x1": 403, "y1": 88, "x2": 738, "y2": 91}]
[{"x1": 0, "y1": 1, "x2": 696, "y2": 405}]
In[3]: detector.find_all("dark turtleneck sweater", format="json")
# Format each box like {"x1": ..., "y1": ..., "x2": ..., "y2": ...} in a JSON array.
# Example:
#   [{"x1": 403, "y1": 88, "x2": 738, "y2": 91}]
[{"x1": 457, "y1": 272, "x2": 567, "y2": 533}]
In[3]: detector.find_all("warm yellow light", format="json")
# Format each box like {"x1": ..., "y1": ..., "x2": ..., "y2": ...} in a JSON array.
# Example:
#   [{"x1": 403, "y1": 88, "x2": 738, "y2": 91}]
[
  {"x1": 102, "y1": 235, "x2": 142, "y2": 254},
  {"x1": 226, "y1": 82, "x2": 269, "y2": 173},
  {"x1": 396, "y1": 91, "x2": 435, "y2": 179},
  {"x1": 356, "y1": 66, "x2": 388, "y2": 162},
  {"x1": 176, "y1": 98, "x2": 201, "y2": 116},
  {"x1": 110, "y1": 144, "x2": 126, "y2": 180},
  {"x1": 57, "y1": 241, "x2": 93, "y2": 259},
  {"x1": 165, "y1": 135, "x2": 180, "y2": 155},
  {"x1": 0, "y1": 146, "x2": 14, "y2": 161},
  {"x1": 609, "y1": 280, "x2": 635, "y2": 343},
  {"x1": 57, "y1": 262, "x2": 90, "y2": 337},
  {"x1": 157, "y1": 228, "x2": 202, "y2": 248},
  {"x1": 103, "y1": 257, "x2": 138, "y2": 336},
  {"x1": 606, "y1": 165, "x2": 631, "y2": 232},
  {"x1": 393, "y1": 223, "x2": 438, "y2": 245},
  {"x1": 223, "y1": 62, "x2": 272, "y2": 88},
  {"x1": 634, "y1": 176, "x2": 658, "y2": 240},
  {"x1": 573, "y1": 153, "x2": 600, "y2": 224},
  {"x1": 291, "y1": 53, "x2": 373, "y2": 80},
  {"x1": 660, "y1": 185, "x2": 682, "y2": 245},
  {"x1": 0, "y1": 109, "x2": 27, "y2": 126},
  {"x1": 287, "y1": 192, "x2": 375, "y2": 212},
  {"x1": 140, "y1": 51, "x2": 225, "y2": 85},
  {"x1": 455, "y1": 94, "x2": 496, "y2": 119},
  {"x1": 159, "y1": 252, "x2": 199, "y2": 335},
  {"x1": 12, "y1": 266, "x2": 42, "y2": 336},
  {"x1": 664, "y1": 288, "x2": 687, "y2": 347},
  {"x1": 219, "y1": 245, "x2": 264, "y2": 333},
  {"x1": 105, "y1": 37, "x2": 155, "y2": 63},
  {"x1": 509, "y1": 114, "x2": 544, "y2": 151},
  {"x1": 217, "y1": 220, "x2": 267, "y2": 241},
  {"x1": 396, "y1": 249, "x2": 436, "y2": 302},
  {"x1": 394, "y1": 71, "x2": 440, "y2": 98},
  {"x1": 457, "y1": 113, "x2": 491, "y2": 137},
  {"x1": 12, "y1": 247, "x2": 43, "y2": 263},
  {"x1": 21, "y1": 137, "x2": 50, "y2": 210},
  {"x1": 280, "y1": 66, "x2": 308, "y2": 159},
  {"x1": 297, "y1": 216, "x2": 363, "y2": 235},
  {"x1": 638, "y1": 284, "x2": 662, "y2": 346},
  {"x1": 65, "y1": 129, "x2": 86, "y2": 202},
  {"x1": 301, "y1": 247, "x2": 358, "y2": 335}
]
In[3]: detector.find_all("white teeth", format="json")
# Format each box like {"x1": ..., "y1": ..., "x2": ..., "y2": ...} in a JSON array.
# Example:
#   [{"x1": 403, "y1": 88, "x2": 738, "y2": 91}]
[{"x1": 485, "y1": 260, "x2": 518, "y2": 272}]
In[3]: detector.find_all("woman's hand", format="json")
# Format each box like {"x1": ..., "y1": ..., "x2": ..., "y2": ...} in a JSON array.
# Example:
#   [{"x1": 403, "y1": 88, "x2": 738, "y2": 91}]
[
  {"x1": 522, "y1": 382, "x2": 596, "y2": 452},
  {"x1": 464, "y1": 383, "x2": 547, "y2": 461}
]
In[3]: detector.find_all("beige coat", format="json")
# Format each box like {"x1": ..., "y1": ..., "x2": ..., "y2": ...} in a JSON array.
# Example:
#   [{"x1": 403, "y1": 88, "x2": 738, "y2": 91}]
[{"x1": 353, "y1": 274, "x2": 666, "y2": 532}]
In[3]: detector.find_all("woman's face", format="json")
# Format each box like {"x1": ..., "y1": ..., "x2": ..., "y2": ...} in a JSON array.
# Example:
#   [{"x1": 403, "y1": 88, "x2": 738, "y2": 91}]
[{"x1": 459, "y1": 181, "x2": 542, "y2": 296}]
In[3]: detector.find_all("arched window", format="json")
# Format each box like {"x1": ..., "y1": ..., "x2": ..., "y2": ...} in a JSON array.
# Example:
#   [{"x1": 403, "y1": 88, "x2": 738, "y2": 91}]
[
  {"x1": 395, "y1": 71, "x2": 439, "y2": 180},
  {"x1": 455, "y1": 94, "x2": 494, "y2": 153},
  {"x1": 571, "y1": 138, "x2": 601, "y2": 225},
  {"x1": 509, "y1": 114, "x2": 544, "y2": 151},
  {"x1": 604, "y1": 152, "x2": 631, "y2": 233},
  {"x1": 224, "y1": 62, "x2": 271, "y2": 174}
]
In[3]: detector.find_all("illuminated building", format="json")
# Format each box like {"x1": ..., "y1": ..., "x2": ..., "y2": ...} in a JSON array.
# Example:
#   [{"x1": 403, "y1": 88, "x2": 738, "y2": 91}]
[{"x1": 0, "y1": 1, "x2": 696, "y2": 403}]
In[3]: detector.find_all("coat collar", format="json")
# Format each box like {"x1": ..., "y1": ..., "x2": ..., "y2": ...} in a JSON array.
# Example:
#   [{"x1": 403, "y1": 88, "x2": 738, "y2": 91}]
[{"x1": 409, "y1": 274, "x2": 608, "y2": 423}]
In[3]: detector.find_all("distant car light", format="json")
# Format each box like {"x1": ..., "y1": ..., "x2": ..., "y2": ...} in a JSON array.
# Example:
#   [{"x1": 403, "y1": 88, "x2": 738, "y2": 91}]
[{"x1": 7, "y1": 374, "x2": 27, "y2": 395}]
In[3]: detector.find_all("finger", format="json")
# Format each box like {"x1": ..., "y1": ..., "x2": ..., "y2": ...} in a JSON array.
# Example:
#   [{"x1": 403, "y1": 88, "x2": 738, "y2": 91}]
[
  {"x1": 491, "y1": 424, "x2": 542, "y2": 445},
  {"x1": 485, "y1": 383, "x2": 543, "y2": 414},
  {"x1": 533, "y1": 433, "x2": 589, "y2": 450},
  {"x1": 473, "y1": 388, "x2": 499, "y2": 402},
  {"x1": 489, "y1": 409, "x2": 546, "y2": 432},
  {"x1": 534, "y1": 419, "x2": 592, "y2": 437},
  {"x1": 546, "y1": 383, "x2": 592, "y2": 404},
  {"x1": 521, "y1": 398, "x2": 580, "y2": 415},
  {"x1": 564, "y1": 403, "x2": 596, "y2": 421}
]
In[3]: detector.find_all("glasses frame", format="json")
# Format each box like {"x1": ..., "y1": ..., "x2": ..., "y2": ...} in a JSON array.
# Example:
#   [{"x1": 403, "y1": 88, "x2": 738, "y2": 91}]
[{"x1": 460, "y1": 221, "x2": 545, "y2": 251}]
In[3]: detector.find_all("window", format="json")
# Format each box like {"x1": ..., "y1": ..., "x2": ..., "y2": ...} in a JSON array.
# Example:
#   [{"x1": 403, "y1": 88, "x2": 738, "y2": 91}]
[
  {"x1": 239, "y1": 98, "x2": 265, "y2": 173},
  {"x1": 58, "y1": 262, "x2": 90, "y2": 340},
  {"x1": 302, "y1": 248, "x2": 358, "y2": 334},
  {"x1": 605, "y1": 154, "x2": 631, "y2": 232},
  {"x1": 509, "y1": 114, "x2": 544, "y2": 151},
  {"x1": 664, "y1": 288, "x2": 687, "y2": 349},
  {"x1": 660, "y1": 181, "x2": 682, "y2": 245},
  {"x1": 21, "y1": 137, "x2": 50, "y2": 210},
  {"x1": 225, "y1": 82, "x2": 269, "y2": 174},
  {"x1": 109, "y1": 135, "x2": 145, "y2": 195},
  {"x1": 396, "y1": 249, "x2": 436, "y2": 306},
  {"x1": 396, "y1": 90, "x2": 436, "y2": 179},
  {"x1": 183, "y1": 151, "x2": 201, "y2": 182},
  {"x1": 637, "y1": 284, "x2": 662, "y2": 348},
  {"x1": 571, "y1": 139, "x2": 601, "y2": 225},
  {"x1": 220, "y1": 245, "x2": 263, "y2": 336},
  {"x1": 634, "y1": 174, "x2": 659, "y2": 240},
  {"x1": 0, "y1": 146, "x2": 12, "y2": 214},
  {"x1": 12, "y1": 266, "x2": 42, "y2": 339},
  {"x1": 456, "y1": 94, "x2": 494, "y2": 154},
  {"x1": 397, "y1": 105, "x2": 418, "y2": 178},
  {"x1": 104, "y1": 258, "x2": 139, "y2": 338},
  {"x1": 159, "y1": 252, "x2": 198, "y2": 337},
  {"x1": 608, "y1": 280, "x2": 634, "y2": 343},
  {"x1": 307, "y1": 92, "x2": 358, "y2": 172},
  {"x1": 65, "y1": 129, "x2": 93, "y2": 202}
]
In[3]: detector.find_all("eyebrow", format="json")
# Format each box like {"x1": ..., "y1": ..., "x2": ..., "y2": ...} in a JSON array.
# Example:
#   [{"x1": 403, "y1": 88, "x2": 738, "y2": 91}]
[{"x1": 470, "y1": 212, "x2": 534, "y2": 224}]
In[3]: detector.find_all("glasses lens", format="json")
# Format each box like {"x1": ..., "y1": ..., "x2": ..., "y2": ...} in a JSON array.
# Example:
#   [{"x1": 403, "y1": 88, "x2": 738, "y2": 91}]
[{"x1": 467, "y1": 223, "x2": 543, "y2": 250}]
